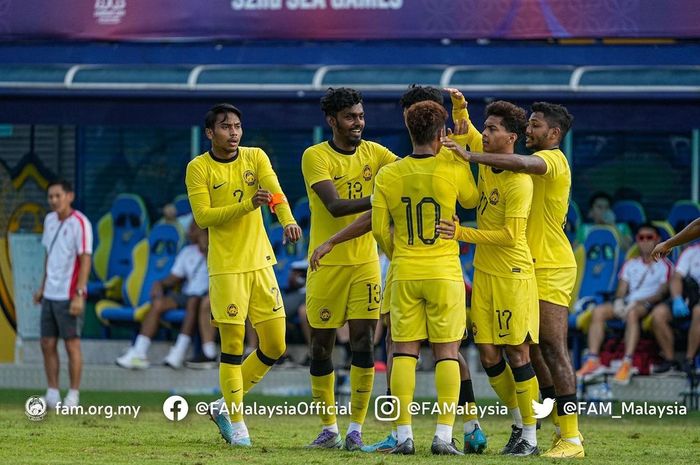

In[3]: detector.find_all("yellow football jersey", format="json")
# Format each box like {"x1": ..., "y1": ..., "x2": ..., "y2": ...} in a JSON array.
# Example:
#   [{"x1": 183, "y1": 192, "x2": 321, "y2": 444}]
[
  {"x1": 372, "y1": 155, "x2": 479, "y2": 281},
  {"x1": 528, "y1": 149, "x2": 577, "y2": 269},
  {"x1": 302, "y1": 140, "x2": 398, "y2": 265},
  {"x1": 473, "y1": 165, "x2": 534, "y2": 278},
  {"x1": 185, "y1": 148, "x2": 294, "y2": 276}
]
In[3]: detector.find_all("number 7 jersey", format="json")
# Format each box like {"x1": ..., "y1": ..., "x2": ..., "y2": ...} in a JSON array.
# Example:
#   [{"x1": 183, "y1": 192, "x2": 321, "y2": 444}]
[{"x1": 372, "y1": 155, "x2": 479, "y2": 281}]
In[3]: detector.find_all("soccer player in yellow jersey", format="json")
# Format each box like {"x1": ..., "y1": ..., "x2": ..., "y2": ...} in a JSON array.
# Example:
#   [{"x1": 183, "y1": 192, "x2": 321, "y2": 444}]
[
  {"x1": 447, "y1": 101, "x2": 584, "y2": 458},
  {"x1": 440, "y1": 101, "x2": 540, "y2": 456},
  {"x1": 372, "y1": 100, "x2": 478, "y2": 455},
  {"x1": 185, "y1": 103, "x2": 302, "y2": 447},
  {"x1": 302, "y1": 88, "x2": 398, "y2": 450},
  {"x1": 309, "y1": 85, "x2": 486, "y2": 454}
]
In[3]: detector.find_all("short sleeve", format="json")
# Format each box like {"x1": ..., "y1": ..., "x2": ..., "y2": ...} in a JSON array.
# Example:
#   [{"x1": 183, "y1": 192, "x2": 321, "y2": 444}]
[
  {"x1": 76, "y1": 215, "x2": 93, "y2": 255},
  {"x1": 301, "y1": 147, "x2": 331, "y2": 187},
  {"x1": 675, "y1": 250, "x2": 691, "y2": 277},
  {"x1": 376, "y1": 143, "x2": 399, "y2": 169},
  {"x1": 504, "y1": 175, "x2": 533, "y2": 219},
  {"x1": 534, "y1": 150, "x2": 562, "y2": 180},
  {"x1": 372, "y1": 170, "x2": 389, "y2": 210},
  {"x1": 170, "y1": 248, "x2": 187, "y2": 279},
  {"x1": 619, "y1": 260, "x2": 633, "y2": 282}
]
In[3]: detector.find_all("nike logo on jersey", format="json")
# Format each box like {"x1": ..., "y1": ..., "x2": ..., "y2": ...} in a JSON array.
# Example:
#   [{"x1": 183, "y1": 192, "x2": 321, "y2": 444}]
[
  {"x1": 368, "y1": 307, "x2": 379, "y2": 311},
  {"x1": 498, "y1": 333, "x2": 510, "y2": 338},
  {"x1": 213, "y1": 182, "x2": 226, "y2": 189},
  {"x1": 231, "y1": 388, "x2": 241, "y2": 394},
  {"x1": 272, "y1": 306, "x2": 283, "y2": 312},
  {"x1": 333, "y1": 175, "x2": 346, "y2": 180},
  {"x1": 356, "y1": 389, "x2": 371, "y2": 393}
]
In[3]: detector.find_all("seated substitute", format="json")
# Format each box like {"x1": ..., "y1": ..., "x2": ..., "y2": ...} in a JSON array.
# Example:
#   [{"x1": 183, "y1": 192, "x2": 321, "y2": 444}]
[
  {"x1": 577, "y1": 223, "x2": 672, "y2": 384},
  {"x1": 650, "y1": 242, "x2": 700, "y2": 375},
  {"x1": 116, "y1": 224, "x2": 210, "y2": 369}
]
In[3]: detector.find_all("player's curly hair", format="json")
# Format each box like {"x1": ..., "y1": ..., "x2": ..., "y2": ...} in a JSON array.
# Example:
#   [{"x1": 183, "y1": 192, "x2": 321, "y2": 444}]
[
  {"x1": 320, "y1": 87, "x2": 363, "y2": 117},
  {"x1": 531, "y1": 101, "x2": 574, "y2": 140},
  {"x1": 204, "y1": 103, "x2": 242, "y2": 129},
  {"x1": 400, "y1": 84, "x2": 444, "y2": 110},
  {"x1": 485, "y1": 100, "x2": 528, "y2": 141},
  {"x1": 405, "y1": 101, "x2": 448, "y2": 146}
]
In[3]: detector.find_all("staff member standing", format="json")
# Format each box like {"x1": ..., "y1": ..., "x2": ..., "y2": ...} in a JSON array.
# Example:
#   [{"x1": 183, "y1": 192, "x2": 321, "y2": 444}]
[{"x1": 33, "y1": 180, "x2": 93, "y2": 408}]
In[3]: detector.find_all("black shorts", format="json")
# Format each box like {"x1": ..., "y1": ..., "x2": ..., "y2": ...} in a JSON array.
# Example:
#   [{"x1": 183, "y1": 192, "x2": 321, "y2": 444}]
[
  {"x1": 41, "y1": 299, "x2": 82, "y2": 339},
  {"x1": 165, "y1": 291, "x2": 190, "y2": 308}
]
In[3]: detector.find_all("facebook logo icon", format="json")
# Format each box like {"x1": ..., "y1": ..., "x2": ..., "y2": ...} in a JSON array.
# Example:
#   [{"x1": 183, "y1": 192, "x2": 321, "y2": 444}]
[{"x1": 163, "y1": 395, "x2": 189, "y2": 421}]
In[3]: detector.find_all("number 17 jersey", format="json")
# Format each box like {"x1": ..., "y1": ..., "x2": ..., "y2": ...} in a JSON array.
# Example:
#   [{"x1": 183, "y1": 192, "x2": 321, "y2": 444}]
[{"x1": 372, "y1": 155, "x2": 479, "y2": 281}]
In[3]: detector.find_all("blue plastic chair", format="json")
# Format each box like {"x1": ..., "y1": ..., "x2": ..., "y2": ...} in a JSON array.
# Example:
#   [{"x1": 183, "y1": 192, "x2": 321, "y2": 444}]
[
  {"x1": 96, "y1": 224, "x2": 183, "y2": 330},
  {"x1": 89, "y1": 194, "x2": 150, "y2": 297},
  {"x1": 570, "y1": 225, "x2": 622, "y2": 367},
  {"x1": 667, "y1": 200, "x2": 700, "y2": 235},
  {"x1": 612, "y1": 200, "x2": 646, "y2": 233}
]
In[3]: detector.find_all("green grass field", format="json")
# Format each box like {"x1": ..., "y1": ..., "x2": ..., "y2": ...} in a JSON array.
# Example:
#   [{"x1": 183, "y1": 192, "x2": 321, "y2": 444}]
[{"x1": 1, "y1": 389, "x2": 698, "y2": 464}]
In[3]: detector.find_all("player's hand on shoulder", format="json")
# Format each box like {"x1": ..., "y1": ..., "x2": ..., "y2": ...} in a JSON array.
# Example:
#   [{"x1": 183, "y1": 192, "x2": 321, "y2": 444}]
[
  {"x1": 252, "y1": 189, "x2": 272, "y2": 208},
  {"x1": 283, "y1": 224, "x2": 302, "y2": 245},
  {"x1": 440, "y1": 137, "x2": 470, "y2": 161}
]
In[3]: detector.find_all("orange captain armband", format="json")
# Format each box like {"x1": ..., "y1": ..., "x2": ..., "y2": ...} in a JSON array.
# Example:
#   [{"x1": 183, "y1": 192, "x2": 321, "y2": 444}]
[{"x1": 268, "y1": 193, "x2": 288, "y2": 213}]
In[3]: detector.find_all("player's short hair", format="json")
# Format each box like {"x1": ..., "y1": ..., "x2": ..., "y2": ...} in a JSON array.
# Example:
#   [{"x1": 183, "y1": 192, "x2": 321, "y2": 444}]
[
  {"x1": 531, "y1": 101, "x2": 574, "y2": 139},
  {"x1": 405, "y1": 101, "x2": 448, "y2": 146},
  {"x1": 589, "y1": 191, "x2": 613, "y2": 208},
  {"x1": 485, "y1": 100, "x2": 528, "y2": 141},
  {"x1": 635, "y1": 222, "x2": 659, "y2": 236},
  {"x1": 47, "y1": 179, "x2": 73, "y2": 193},
  {"x1": 204, "y1": 103, "x2": 242, "y2": 130},
  {"x1": 400, "y1": 84, "x2": 444, "y2": 110},
  {"x1": 320, "y1": 87, "x2": 363, "y2": 117}
]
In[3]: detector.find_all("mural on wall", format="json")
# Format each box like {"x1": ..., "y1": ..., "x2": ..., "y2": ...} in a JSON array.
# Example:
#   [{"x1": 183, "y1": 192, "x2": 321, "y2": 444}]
[{"x1": 0, "y1": 148, "x2": 54, "y2": 361}]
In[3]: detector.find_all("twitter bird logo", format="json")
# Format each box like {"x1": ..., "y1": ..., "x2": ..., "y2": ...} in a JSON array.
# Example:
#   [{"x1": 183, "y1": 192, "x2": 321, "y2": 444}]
[{"x1": 532, "y1": 397, "x2": 555, "y2": 419}]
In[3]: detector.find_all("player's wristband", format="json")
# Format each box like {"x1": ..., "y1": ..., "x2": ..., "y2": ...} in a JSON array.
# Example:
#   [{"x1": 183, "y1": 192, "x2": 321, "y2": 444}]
[{"x1": 268, "y1": 193, "x2": 288, "y2": 213}]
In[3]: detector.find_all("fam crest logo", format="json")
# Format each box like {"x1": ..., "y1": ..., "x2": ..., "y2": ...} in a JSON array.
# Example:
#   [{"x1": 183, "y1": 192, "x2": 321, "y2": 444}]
[
  {"x1": 25, "y1": 396, "x2": 47, "y2": 421},
  {"x1": 227, "y1": 304, "x2": 239, "y2": 317},
  {"x1": 319, "y1": 308, "x2": 331, "y2": 322},
  {"x1": 243, "y1": 170, "x2": 257, "y2": 186},
  {"x1": 489, "y1": 188, "x2": 500, "y2": 205},
  {"x1": 362, "y1": 165, "x2": 372, "y2": 181},
  {"x1": 94, "y1": 0, "x2": 127, "y2": 26}
]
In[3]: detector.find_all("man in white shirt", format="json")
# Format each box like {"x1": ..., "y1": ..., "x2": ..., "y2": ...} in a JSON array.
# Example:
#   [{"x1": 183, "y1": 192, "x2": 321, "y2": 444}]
[
  {"x1": 650, "y1": 243, "x2": 700, "y2": 375},
  {"x1": 577, "y1": 224, "x2": 672, "y2": 384},
  {"x1": 33, "y1": 180, "x2": 93, "y2": 408},
  {"x1": 116, "y1": 224, "x2": 214, "y2": 369}
]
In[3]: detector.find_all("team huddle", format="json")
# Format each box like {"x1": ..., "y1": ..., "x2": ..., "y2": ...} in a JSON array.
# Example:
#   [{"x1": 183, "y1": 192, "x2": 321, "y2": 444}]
[{"x1": 185, "y1": 86, "x2": 584, "y2": 458}]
